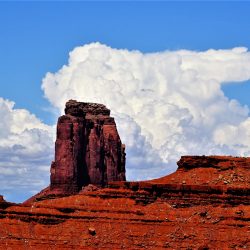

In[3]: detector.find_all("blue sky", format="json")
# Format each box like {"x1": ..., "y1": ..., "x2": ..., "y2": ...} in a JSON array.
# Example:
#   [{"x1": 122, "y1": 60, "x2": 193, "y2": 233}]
[
  {"x1": 1, "y1": 2, "x2": 250, "y2": 124},
  {"x1": 1, "y1": 1, "x2": 250, "y2": 202}
]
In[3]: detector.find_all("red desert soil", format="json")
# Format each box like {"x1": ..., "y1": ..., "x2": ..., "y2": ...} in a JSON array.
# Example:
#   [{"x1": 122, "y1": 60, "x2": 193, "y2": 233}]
[{"x1": 0, "y1": 155, "x2": 249, "y2": 249}]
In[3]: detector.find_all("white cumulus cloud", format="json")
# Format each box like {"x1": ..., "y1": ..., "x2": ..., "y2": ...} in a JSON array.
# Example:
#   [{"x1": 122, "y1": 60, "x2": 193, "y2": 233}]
[
  {"x1": 42, "y1": 43, "x2": 250, "y2": 181},
  {"x1": 0, "y1": 98, "x2": 54, "y2": 202}
]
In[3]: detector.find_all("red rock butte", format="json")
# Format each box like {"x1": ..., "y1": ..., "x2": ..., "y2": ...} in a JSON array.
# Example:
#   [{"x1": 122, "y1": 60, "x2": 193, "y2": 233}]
[
  {"x1": 50, "y1": 100, "x2": 126, "y2": 194},
  {"x1": 0, "y1": 101, "x2": 249, "y2": 249}
]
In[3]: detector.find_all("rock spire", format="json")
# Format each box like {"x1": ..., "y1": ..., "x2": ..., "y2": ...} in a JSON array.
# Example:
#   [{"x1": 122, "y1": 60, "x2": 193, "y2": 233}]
[{"x1": 50, "y1": 100, "x2": 126, "y2": 194}]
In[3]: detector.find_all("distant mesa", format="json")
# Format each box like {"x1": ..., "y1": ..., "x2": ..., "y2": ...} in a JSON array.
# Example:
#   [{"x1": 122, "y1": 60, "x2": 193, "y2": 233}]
[{"x1": 177, "y1": 155, "x2": 250, "y2": 171}]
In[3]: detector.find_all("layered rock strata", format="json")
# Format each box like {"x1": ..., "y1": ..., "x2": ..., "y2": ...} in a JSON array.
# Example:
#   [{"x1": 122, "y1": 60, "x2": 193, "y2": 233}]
[
  {"x1": 50, "y1": 100, "x2": 126, "y2": 194},
  {"x1": 0, "y1": 156, "x2": 249, "y2": 249},
  {"x1": 177, "y1": 155, "x2": 250, "y2": 171}
]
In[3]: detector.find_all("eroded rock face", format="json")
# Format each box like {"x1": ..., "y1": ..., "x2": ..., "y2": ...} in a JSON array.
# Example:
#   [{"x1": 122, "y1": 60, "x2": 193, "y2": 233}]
[
  {"x1": 3, "y1": 154, "x2": 250, "y2": 249},
  {"x1": 177, "y1": 155, "x2": 250, "y2": 170},
  {"x1": 50, "y1": 100, "x2": 126, "y2": 194}
]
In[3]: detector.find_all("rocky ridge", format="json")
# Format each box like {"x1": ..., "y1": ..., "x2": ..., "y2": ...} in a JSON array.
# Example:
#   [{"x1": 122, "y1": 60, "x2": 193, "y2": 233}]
[{"x1": 0, "y1": 155, "x2": 249, "y2": 249}]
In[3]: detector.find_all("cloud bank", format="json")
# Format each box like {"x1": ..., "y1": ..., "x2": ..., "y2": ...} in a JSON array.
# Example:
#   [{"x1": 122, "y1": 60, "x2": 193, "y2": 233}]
[
  {"x1": 42, "y1": 43, "x2": 250, "y2": 180},
  {"x1": 0, "y1": 98, "x2": 54, "y2": 202}
]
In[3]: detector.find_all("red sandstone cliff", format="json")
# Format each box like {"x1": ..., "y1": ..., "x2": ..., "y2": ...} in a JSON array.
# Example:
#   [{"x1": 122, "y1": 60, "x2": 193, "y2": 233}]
[{"x1": 50, "y1": 100, "x2": 126, "y2": 194}]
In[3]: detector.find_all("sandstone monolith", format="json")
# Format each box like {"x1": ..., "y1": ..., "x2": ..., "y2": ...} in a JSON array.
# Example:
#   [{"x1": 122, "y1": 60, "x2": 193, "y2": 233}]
[{"x1": 50, "y1": 100, "x2": 126, "y2": 194}]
